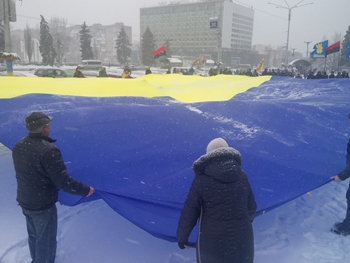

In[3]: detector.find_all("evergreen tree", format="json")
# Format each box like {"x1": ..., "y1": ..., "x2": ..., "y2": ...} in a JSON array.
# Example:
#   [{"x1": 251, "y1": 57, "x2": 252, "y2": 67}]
[
  {"x1": 340, "y1": 25, "x2": 350, "y2": 68},
  {"x1": 140, "y1": 27, "x2": 156, "y2": 66},
  {"x1": 39, "y1": 15, "x2": 56, "y2": 66},
  {"x1": 116, "y1": 26, "x2": 131, "y2": 66},
  {"x1": 24, "y1": 24, "x2": 33, "y2": 62},
  {"x1": 79, "y1": 22, "x2": 94, "y2": 60}
]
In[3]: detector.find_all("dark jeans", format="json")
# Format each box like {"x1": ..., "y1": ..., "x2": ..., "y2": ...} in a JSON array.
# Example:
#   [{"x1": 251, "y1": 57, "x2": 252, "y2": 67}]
[{"x1": 21, "y1": 204, "x2": 57, "y2": 263}]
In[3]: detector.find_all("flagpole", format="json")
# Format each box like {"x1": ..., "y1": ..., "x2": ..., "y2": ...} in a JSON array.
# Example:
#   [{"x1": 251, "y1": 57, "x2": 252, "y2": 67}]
[{"x1": 338, "y1": 43, "x2": 341, "y2": 72}]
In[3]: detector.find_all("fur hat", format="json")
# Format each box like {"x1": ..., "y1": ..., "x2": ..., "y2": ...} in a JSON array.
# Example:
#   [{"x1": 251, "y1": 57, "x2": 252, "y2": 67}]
[{"x1": 206, "y1": 138, "x2": 229, "y2": 154}]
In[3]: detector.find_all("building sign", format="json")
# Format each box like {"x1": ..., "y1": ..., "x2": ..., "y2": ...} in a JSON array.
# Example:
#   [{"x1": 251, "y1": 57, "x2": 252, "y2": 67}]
[
  {"x1": 209, "y1": 20, "x2": 218, "y2": 29},
  {"x1": 209, "y1": 17, "x2": 218, "y2": 29}
]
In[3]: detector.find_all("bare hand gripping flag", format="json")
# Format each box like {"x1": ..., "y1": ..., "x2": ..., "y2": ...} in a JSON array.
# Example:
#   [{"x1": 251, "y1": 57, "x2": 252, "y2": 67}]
[{"x1": 153, "y1": 46, "x2": 166, "y2": 59}]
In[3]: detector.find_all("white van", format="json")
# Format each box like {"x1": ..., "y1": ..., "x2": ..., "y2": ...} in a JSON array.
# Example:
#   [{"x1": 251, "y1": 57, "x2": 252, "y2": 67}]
[{"x1": 78, "y1": 60, "x2": 102, "y2": 70}]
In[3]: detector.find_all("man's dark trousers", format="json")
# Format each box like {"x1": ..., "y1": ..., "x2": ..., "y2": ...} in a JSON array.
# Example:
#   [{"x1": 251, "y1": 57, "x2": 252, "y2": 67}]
[{"x1": 22, "y1": 204, "x2": 57, "y2": 263}]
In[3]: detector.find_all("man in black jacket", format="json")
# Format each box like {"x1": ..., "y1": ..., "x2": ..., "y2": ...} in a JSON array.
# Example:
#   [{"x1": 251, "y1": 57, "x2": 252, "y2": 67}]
[
  {"x1": 12, "y1": 111, "x2": 94, "y2": 263},
  {"x1": 331, "y1": 113, "x2": 350, "y2": 236}
]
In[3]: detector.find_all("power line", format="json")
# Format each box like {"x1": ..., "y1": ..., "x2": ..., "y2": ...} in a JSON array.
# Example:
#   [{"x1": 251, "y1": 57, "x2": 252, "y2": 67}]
[{"x1": 232, "y1": 0, "x2": 286, "y2": 20}]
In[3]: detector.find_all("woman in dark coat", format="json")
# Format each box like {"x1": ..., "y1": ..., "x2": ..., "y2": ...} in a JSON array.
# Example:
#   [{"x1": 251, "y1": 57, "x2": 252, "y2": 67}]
[{"x1": 177, "y1": 138, "x2": 257, "y2": 263}]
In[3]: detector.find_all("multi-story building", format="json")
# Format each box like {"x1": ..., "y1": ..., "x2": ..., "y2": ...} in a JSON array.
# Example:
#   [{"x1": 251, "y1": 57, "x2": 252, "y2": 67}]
[{"x1": 140, "y1": 0, "x2": 254, "y2": 64}]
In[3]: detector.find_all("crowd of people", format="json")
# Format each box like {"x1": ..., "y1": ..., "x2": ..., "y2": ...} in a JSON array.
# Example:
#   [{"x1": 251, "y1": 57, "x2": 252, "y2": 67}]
[
  {"x1": 70, "y1": 64, "x2": 350, "y2": 80},
  {"x1": 305, "y1": 70, "x2": 350, "y2": 79}
]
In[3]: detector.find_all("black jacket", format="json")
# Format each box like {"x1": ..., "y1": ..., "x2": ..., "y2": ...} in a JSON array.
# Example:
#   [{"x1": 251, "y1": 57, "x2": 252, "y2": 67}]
[
  {"x1": 177, "y1": 147, "x2": 257, "y2": 263},
  {"x1": 12, "y1": 133, "x2": 90, "y2": 210},
  {"x1": 338, "y1": 138, "x2": 350, "y2": 181},
  {"x1": 73, "y1": 71, "x2": 85, "y2": 78}
]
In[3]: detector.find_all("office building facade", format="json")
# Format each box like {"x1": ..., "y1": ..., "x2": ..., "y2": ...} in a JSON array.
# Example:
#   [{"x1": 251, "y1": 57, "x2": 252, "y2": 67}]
[{"x1": 140, "y1": 0, "x2": 254, "y2": 62}]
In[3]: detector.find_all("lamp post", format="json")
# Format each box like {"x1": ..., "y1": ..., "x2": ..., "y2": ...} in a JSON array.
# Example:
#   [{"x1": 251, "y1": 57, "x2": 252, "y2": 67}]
[
  {"x1": 304, "y1": 41, "x2": 311, "y2": 58},
  {"x1": 269, "y1": 0, "x2": 313, "y2": 66}
]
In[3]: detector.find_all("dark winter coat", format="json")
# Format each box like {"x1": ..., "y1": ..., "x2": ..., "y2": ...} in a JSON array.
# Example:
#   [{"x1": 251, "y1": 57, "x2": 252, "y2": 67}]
[
  {"x1": 338, "y1": 138, "x2": 350, "y2": 181},
  {"x1": 12, "y1": 133, "x2": 90, "y2": 210},
  {"x1": 177, "y1": 147, "x2": 257, "y2": 263},
  {"x1": 98, "y1": 69, "x2": 108, "y2": 77},
  {"x1": 73, "y1": 70, "x2": 85, "y2": 78}
]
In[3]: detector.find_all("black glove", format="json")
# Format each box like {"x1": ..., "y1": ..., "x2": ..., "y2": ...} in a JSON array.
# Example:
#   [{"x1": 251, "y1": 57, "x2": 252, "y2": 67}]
[{"x1": 178, "y1": 241, "x2": 187, "y2": 249}]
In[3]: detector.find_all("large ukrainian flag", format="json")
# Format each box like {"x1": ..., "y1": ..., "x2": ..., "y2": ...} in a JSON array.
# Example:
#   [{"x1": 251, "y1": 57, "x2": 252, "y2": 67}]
[{"x1": 0, "y1": 74, "x2": 348, "y2": 243}]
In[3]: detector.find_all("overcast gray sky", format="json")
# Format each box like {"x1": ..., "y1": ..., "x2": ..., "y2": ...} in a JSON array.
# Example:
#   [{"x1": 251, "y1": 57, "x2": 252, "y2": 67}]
[{"x1": 12, "y1": 0, "x2": 350, "y2": 55}]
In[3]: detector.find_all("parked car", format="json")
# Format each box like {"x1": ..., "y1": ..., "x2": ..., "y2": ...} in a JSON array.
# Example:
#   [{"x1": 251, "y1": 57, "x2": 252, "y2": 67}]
[
  {"x1": 0, "y1": 71, "x2": 37, "y2": 77},
  {"x1": 0, "y1": 63, "x2": 6, "y2": 71},
  {"x1": 77, "y1": 60, "x2": 102, "y2": 70},
  {"x1": 33, "y1": 67, "x2": 69, "y2": 77},
  {"x1": 82, "y1": 71, "x2": 99, "y2": 77}
]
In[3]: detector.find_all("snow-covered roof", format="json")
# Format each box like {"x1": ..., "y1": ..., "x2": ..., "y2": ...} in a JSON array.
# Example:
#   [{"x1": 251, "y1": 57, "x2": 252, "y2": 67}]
[
  {"x1": 167, "y1": 58, "x2": 182, "y2": 63},
  {"x1": 289, "y1": 59, "x2": 311, "y2": 66}
]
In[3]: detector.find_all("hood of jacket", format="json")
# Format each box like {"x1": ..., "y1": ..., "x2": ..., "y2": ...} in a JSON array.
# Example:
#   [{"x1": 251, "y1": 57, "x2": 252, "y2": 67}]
[{"x1": 193, "y1": 147, "x2": 243, "y2": 183}]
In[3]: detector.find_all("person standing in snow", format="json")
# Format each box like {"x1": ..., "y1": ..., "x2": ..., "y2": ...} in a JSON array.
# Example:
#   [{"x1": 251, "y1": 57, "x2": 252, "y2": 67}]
[
  {"x1": 145, "y1": 66, "x2": 152, "y2": 75},
  {"x1": 73, "y1": 66, "x2": 85, "y2": 78},
  {"x1": 332, "y1": 113, "x2": 350, "y2": 235},
  {"x1": 12, "y1": 111, "x2": 95, "y2": 263},
  {"x1": 177, "y1": 138, "x2": 257, "y2": 263},
  {"x1": 98, "y1": 67, "x2": 108, "y2": 77}
]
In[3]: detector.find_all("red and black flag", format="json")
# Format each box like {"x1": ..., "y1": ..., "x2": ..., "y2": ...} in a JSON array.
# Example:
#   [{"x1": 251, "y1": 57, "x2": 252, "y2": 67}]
[
  {"x1": 325, "y1": 41, "x2": 340, "y2": 56},
  {"x1": 153, "y1": 46, "x2": 166, "y2": 59}
]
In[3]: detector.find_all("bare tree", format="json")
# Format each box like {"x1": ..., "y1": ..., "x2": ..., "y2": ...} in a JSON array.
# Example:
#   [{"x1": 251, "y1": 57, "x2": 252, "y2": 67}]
[
  {"x1": 23, "y1": 24, "x2": 33, "y2": 62},
  {"x1": 49, "y1": 16, "x2": 70, "y2": 64}
]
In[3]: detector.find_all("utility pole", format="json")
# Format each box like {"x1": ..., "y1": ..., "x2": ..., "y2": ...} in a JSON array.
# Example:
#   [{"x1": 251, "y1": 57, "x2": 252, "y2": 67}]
[
  {"x1": 269, "y1": 0, "x2": 313, "y2": 66},
  {"x1": 3, "y1": 0, "x2": 12, "y2": 52},
  {"x1": 304, "y1": 41, "x2": 311, "y2": 58}
]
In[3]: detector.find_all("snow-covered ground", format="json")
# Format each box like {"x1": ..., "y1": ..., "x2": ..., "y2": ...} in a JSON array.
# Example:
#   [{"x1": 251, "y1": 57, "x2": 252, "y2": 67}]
[{"x1": 1, "y1": 143, "x2": 350, "y2": 263}]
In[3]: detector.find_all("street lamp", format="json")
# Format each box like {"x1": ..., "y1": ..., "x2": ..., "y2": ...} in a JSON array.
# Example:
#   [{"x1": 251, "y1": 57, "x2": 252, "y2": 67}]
[{"x1": 269, "y1": 0, "x2": 313, "y2": 65}]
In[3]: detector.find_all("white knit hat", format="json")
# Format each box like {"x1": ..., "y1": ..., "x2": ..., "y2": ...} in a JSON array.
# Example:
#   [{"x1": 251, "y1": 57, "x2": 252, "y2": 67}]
[{"x1": 206, "y1": 138, "x2": 229, "y2": 154}]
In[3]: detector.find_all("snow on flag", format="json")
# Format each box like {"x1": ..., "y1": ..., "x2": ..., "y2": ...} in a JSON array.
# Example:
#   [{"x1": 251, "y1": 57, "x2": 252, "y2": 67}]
[
  {"x1": 325, "y1": 41, "x2": 340, "y2": 56},
  {"x1": 153, "y1": 46, "x2": 166, "y2": 59},
  {"x1": 310, "y1": 40, "x2": 328, "y2": 58}
]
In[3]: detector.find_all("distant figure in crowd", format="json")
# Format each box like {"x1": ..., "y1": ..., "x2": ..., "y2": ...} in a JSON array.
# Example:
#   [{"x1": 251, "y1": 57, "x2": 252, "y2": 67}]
[
  {"x1": 216, "y1": 62, "x2": 222, "y2": 74},
  {"x1": 12, "y1": 112, "x2": 95, "y2": 263},
  {"x1": 177, "y1": 138, "x2": 257, "y2": 263},
  {"x1": 208, "y1": 67, "x2": 217, "y2": 76},
  {"x1": 98, "y1": 67, "x2": 108, "y2": 77},
  {"x1": 188, "y1": 66, "x2": 195, "y2": 75},
  {"x1": 73, "y1": 66, "x2": 85, "y2": 78},
  {"x1": 332, "y1": 113, "x2": 350, "y2": 236},
  {"x1": 145, "y1": 66, "x2": 152, "y2": 75},
  {"x1": 166, "y1": 68, "x2": 171, "y2": 74},
  {"x1": 329, "y1": 71, "x2": 335, "y2": 79},
  {"x1": 122, "y1": 66, "x2": 132, "y2": 78}
]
